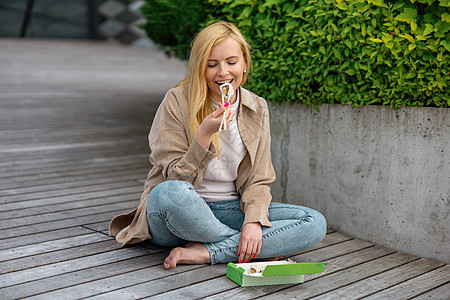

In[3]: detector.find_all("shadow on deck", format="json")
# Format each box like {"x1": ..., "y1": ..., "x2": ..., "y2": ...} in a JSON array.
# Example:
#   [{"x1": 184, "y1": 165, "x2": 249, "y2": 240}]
[{"x1": 0, "y1": 39, "x2": 448, "y2": 299}]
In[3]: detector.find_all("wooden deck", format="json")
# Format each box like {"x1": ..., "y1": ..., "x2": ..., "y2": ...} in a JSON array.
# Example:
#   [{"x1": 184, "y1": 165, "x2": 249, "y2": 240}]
[{"x1": 0, "y1": 38, "x2": 448, "y2": 299}]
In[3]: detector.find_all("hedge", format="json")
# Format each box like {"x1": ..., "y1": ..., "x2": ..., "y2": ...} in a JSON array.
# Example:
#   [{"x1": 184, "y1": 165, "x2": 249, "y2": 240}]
[{"x1": 141, "y1": 0, "x2": 449, "y2": 108}]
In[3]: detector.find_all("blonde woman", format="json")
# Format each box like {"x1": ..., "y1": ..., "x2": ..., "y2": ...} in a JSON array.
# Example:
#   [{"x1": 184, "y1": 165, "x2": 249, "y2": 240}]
[{"x1": 109, "y1": 21, "x2": 326, "y2": 269}]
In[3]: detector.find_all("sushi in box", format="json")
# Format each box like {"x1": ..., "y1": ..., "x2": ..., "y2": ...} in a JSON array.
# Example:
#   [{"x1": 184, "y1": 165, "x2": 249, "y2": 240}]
[{"x1": 226, "y1": 259, "x2": 324, "y2": 287}]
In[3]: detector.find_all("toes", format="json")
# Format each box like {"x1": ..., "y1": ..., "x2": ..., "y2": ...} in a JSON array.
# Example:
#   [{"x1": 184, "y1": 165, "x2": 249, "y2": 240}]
[
  {"x1": 163, "y1": 261, "x2": 170, "y2": 269},
  {"x1": 163, "y1": 251, "x2": 178, "y2": 269}
]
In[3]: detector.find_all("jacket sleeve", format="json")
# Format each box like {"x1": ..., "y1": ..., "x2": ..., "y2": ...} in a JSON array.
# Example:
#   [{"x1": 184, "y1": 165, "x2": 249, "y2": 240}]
[
  {"x1": 149, "y1": 89, "x2": 217, "y2": 188},
  {"x1": 239, "y1": 101, "x2": 276, "y2": 228}
]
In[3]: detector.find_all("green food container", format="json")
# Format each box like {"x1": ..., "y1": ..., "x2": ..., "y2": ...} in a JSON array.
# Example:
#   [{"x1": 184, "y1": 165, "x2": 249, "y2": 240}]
[{"x1": 226, "y1": 260, "x2": 324, "y2": 287}]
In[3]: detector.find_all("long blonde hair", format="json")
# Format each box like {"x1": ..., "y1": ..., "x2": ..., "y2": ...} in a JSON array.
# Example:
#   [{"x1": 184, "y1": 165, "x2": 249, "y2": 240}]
[{"x1": 178, "y1": 21, "x2": 251, "y2": 152}]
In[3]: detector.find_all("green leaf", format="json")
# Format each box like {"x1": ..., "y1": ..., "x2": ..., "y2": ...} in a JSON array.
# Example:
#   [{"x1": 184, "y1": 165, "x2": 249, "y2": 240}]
[
  {"x1": 335, "y1": 2, "x2": 348, "y2": 11},
  {"x1": 241, "y1": 6, "x2": 253, "y2": 18},
  {"x1": 345, "y1": 69, "x2": 356, "y2": 75},
  {"x1": 367, "y1": 0, "x2": 388, "y2": 8},
  {"x1": 399, "y1": 33, "x2": 415, "y2": 43},
  {"x1": 319, "y1": 46, "x2": 326, "y2": 54},
  {"x1": 382, "y1": 32, "x2": 393, "y2": 43},
  {"x1": 263, "y1": 0, "x2": 282, "y2": 8},
  {"x1": 423, "y1": 24, "x2": 434, "y2": 36},
  {"x1": 435, "y1": 21, "x2": 450, "y2": 37},
  {"x1": 442, "y1": 13, "x2": 450, "y2": 22},
  {"x1": 333, "y1": 48, "x2": 343, "y2": 60},
  {"x1": 285, "y1": 18, "x2": 298, "y2": 30},
  {"x1": 368, "y1": 38, "x2": 383, "y2": 43},
  {"x1": 330, "y1": 23, "x2": 338, "y2": 32},
  {"x1": 344, "y1": 40, "x2": 352, "y2": 48},
  {"x1": 441, "y1": 40, "x2": 450, "y2": 52},
  {"x1": 395, "y1": 8, "x2": 417, "y2": 24},
  {"x1": 406, "y1": 72, "x2": 416, "y2": 79}
]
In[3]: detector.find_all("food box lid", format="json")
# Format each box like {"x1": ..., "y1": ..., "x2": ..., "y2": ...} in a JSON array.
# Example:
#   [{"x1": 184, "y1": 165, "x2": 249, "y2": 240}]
[{"x1": 262, "y1": 262, "x2": 324, "y2": 276}]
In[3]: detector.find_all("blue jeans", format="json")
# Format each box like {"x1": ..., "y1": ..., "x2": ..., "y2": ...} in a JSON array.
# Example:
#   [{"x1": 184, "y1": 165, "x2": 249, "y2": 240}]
[{"x1": 147, "y1": 180, "x2": 326, "y2": 265}]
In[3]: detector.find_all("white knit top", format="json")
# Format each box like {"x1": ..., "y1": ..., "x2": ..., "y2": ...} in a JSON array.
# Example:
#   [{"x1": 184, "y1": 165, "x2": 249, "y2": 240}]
[{"x1": 196, "y1": 90, "x2": 247, "y2": 202}]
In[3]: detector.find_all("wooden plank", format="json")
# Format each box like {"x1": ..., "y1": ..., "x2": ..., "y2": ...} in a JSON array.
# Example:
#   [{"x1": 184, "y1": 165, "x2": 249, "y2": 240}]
[
  {"x1": 0, "y1": 245, "x2": 159, "y2": 288},
  {"x1": 411, "y1": 281, "x2": 450, "y2": 300},
  {"x1": 0, "y1": 151, "x2": 146, "y2": 170},
  {"x1": 304, "y1": 231, "x2": 353, "y2": 249},
  {"x1": 0, "y1": 209, "x2": 133, "y2": 238},
  {"x1": 0, "y1": 226, "x2": 95, "y2": 250},
  {"x1": 0, "y1": 232, "x2": 110, "y2": 262},
  {"x1": 0, "y1": 161, "x2": 148, "y2": 189},
  {"x1": 0, "y1": 152, "x2": 147, "y2": 176},
  {"x1": 294, "y1": 231, "x2": 353, "y2": 255},
  {"x1": 26, "y1": 263, "x2": 208, "y2": 300},
  {"x1": 0, "y1": 141, "x2": 147, "y2": 159},
  {"x1": 0, "y1": 147, "x2": 147, "y2": 167},
  {"x1": 86, "y1": 264, "x2": 228, "y2": 299},
  {"x1": 81, "y1": 221, "x2": 111, "y2": 233},
  {"x1": 0, "y1": 136, "x2": 146, "y2": 152},
  {"x1": 148, "y1": 276, "x2": 237, "y2": 300},
  {"x1": 297, "y1": 238, "x2": 374, "y2": 262},
  {"x1": 256, "y1": 252, "x2": 419, "y2": 299},
  {"x1": 0, "y1": 239, "x2": 121, "y2": 274},
  {"x1": 0, "y1": 191, "x2": 140, "y2": 220},
  {"x1": 0, "y1": 179, "x2": 142, "y2": 204},
  {"x1": 0, "y1": 250, "x2": 168, "y2": 299},
  {"x1": 309, "y1": 258, "x2": 445, "y2": 300},
  {"x1": 0, "y1": 200, "x2": 139, "y2": 230},
  {"x1": 0, "y1": 186, "x2": 141, "y2": 213},
  {"x1": 363, "y1": 265, "x2": 450, "y2": 300},
  {"x1": 0, "y1": 127, "x2": 148, "y2": 145},
  {"x1": 0, "y1": 167, "x2": 147, "y2": 193},
  {"x1": 0, "y1": 136, "x2": 145, "y2": 154}
]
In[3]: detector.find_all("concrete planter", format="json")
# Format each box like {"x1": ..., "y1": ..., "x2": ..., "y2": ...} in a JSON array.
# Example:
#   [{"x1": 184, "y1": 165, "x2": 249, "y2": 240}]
[{"x1": 269, "y1": 103, "x2": 449, "y2": 263}]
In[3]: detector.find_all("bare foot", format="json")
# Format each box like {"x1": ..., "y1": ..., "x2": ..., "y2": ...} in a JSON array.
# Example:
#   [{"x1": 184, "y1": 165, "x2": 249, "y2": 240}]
[{"x1": 163, "y1": 242, "x2": 211, "y2": 270}]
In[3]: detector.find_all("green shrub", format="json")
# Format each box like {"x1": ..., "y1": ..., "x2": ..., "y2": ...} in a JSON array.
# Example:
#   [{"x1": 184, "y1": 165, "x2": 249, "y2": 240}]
[
  {"x1": 141, "y1": 0, "x2": 449, "y2": 108},
  {"x1": 140, "y1": 0, "x2": 208, "y2": 60}
]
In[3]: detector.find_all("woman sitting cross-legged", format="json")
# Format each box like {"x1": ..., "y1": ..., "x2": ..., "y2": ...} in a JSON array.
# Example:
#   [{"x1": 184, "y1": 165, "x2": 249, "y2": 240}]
[{"x1": 109, "y1": 21, "x2": 327, "y2": 269}]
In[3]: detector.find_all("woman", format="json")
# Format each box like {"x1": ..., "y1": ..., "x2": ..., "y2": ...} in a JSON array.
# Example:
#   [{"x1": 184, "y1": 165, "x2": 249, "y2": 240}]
[{"x1": 109, "y1": 21, "x2": 326, "y2": 269}]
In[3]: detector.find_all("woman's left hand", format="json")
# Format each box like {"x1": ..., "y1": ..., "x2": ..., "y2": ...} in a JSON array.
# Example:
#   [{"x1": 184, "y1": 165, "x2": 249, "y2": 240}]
[{"x1": 238, "y1": 222, "x2": 262, "y2": 263}]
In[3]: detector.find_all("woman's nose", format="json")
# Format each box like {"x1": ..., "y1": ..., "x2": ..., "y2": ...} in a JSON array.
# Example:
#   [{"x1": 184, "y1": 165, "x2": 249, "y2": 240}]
[{"x1": 218, "y1": 63, "x2": 229, "y2": 76}]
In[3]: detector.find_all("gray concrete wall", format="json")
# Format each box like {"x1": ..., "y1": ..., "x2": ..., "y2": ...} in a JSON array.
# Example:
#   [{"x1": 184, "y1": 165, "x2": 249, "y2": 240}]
[{"x1": 269, "y1": 103, "x2": 449, "y2": 263}]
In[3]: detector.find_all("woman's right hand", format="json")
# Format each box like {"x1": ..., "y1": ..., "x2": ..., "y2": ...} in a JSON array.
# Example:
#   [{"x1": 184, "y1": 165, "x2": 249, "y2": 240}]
[{"x1": 195, "y1": 103, "x2": 234, "y2": 148}]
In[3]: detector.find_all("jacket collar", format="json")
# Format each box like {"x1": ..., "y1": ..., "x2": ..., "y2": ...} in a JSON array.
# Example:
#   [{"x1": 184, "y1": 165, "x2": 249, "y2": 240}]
[{"x1": 239, "y1": 87, "x2": 257, "y2": 112}]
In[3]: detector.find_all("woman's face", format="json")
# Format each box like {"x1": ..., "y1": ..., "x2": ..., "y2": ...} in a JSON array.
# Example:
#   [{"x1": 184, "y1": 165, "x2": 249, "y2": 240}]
[{"x1": 205, "y1": 37, "x2": 247, "y2": 103}]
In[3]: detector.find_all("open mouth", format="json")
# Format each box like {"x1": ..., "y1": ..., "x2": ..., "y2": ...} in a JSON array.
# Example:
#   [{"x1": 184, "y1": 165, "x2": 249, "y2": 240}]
[{"x1": 215, "y1": 79, "x2": 233, "y2": 85}]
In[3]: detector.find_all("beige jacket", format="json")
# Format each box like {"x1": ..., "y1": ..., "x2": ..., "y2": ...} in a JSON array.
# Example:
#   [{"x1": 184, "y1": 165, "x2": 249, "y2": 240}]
[{"x1": 109, "y1": 85, "x2": 276, "y2": 245}]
